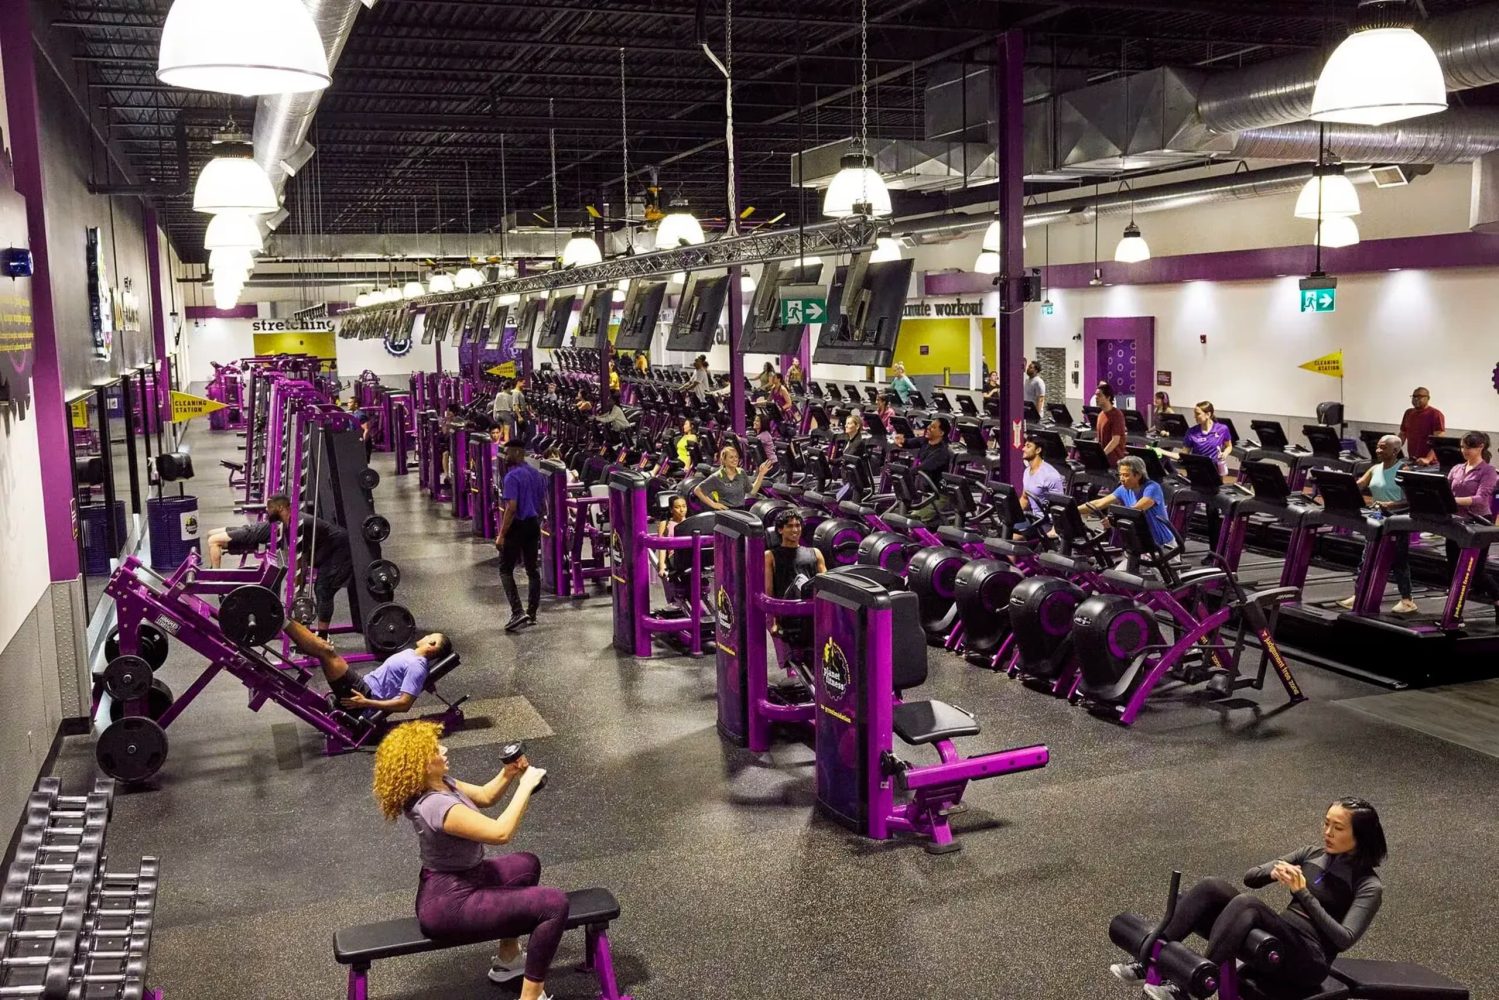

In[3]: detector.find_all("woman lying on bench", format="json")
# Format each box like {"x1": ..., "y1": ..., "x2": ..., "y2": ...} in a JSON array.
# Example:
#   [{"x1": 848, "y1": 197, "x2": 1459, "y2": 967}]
[
  {"x1": 1113, "y1": 798, "x2": 1387, "y2": 999},
  {"x1": 374, "y1": 721, "x2": 561, "y2": 1000},
  {"x1": 285, "y1": 620, "x2": 451, "y2": 716}
]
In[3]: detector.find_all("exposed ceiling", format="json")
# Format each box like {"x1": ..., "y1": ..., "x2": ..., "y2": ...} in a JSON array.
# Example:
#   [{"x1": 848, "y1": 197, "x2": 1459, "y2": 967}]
[{"x1": 51, "y1": 0, "x2": 1498, "y2": 261}]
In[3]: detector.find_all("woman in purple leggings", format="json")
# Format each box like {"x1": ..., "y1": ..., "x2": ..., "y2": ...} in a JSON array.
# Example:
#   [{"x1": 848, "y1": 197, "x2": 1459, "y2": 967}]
[{"x1": 374, "y1": 721, "x2": 564, "y2": 1000}]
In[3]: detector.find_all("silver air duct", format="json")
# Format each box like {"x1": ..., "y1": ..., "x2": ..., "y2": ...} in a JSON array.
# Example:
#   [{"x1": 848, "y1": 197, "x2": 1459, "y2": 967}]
[
  {"x1": 253, "y1": 0, "x2": 364, "y2": 199},
  {"x1": 1230, "y1": 109, "x2": 1499, "y2": 164}
]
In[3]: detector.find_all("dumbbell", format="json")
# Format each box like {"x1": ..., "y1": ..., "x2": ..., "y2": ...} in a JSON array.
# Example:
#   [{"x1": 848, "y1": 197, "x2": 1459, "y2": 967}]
[{"x1": 498, "y1": 742, "x2": 546, "y2": 792}]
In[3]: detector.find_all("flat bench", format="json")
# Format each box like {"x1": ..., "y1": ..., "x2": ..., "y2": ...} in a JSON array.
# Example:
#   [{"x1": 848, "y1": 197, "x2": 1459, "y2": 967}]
[
  {"x1": 334, "y1": 886, "x2": 631, "y2": 1000},
  {"x1": 1239, "y1": 958, "x2": 1471, "y2": 1000}
]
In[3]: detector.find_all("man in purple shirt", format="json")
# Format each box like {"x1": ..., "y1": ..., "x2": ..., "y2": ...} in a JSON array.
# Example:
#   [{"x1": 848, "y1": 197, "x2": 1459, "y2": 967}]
[
  {"x1": 496, "y1": 442, "x2": 549, "y2": 632},
  {"x1": 284, "y1": 620, "x2": 450, "y2": 715},
  {"x1": 1016, "y1": 438, "x2": 1065, "y2": 538}
]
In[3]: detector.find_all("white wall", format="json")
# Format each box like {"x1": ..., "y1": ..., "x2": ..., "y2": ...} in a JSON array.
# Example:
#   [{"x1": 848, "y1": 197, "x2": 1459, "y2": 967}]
[
  {"x1": 0, "y1": 407, "x2": 50, "y2": 654},
  {"x1": 335, "y1": 334, "x2": 439, "y2": 381},
  {"x1": 183, "y1": 314, "x2": 439, "y2": 383}
]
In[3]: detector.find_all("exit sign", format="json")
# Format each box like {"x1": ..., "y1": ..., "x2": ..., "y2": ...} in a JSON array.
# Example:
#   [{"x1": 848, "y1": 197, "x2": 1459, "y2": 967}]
[{"x1": 1300, "y1": 288, "x2": 1336, "y2": 313}]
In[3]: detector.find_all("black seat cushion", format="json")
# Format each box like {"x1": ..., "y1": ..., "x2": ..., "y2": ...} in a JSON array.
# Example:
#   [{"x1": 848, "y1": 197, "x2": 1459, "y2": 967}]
[
  {"x1": 334, "y1": 887, "x2": 620, "y2": 965},
  {"x1": 423, "y1": 652, "x2": 462, "y2": 692},
  {"x1": 1331, "y1": 959, "x2": 1469, "y2": 999},
  {"x1": 937, "y1": 526, "x2": 982, "y2": 547},
  {"x1": 1239, "y1": 972, "x2": 1348, "y2": 1000},
  {"x1": 892, "y1": 700, "x2": 980, "y2": 745}
]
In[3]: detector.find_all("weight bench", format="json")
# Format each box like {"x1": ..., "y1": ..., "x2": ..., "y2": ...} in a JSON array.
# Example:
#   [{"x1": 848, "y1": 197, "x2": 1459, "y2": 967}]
[
  {"x1": 335, "y1": 650, "x2": 468, "y2": 737},
  {"x1": 1238, "y1": 958, "x2": 1469, "y2": 1000},
  {"x1": 334, "y1": 886, "x2": 631, "y2": 1000}
]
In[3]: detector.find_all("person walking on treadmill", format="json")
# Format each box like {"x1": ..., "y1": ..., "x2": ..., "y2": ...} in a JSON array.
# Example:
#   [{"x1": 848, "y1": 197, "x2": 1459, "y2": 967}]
[
  {"x1": 1446, "y1": 431, "x2": 1498, "y2": 619},
  {"x1": 1337, "y1": 435, "x2": 1416, "y2": 615},
  {"x1": 1094, "y1": 382, "x2": 1128, "y2": 466},
  {"x1": 1399, "y1": 387, "x2": 1445, "y2": 468},
  {"x1": 495, "y1": 442, "x2": 548, "y2": 633}
]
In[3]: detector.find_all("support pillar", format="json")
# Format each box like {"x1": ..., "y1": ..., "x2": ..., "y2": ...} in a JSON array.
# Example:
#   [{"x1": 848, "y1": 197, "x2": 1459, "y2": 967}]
[
  {"x1": 2, "y1": 3, "x2": 80, "y2": 582},
  {"x1": 994, "y1": 28, "x2": 1026, "y2": 486},
  {"x1": 144, "y1": 209, "x2": 172, "y2": 424},
  {"x1": 727, "y1": 266, "x2": 746, "y2": 435}
]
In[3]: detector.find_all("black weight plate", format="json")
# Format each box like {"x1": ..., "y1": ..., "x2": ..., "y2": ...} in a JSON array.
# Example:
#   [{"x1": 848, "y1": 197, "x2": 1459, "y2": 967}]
[
  {"x1": 104, "y1": 624, "x2": 169, "y2": 671},
  {"x1": 102, "y1": 655, "x2": 153, "y2": 702},
  {"x1": 357, "y1": 467, "x2": 381, "y2": 490},
  {"x1": 219, "y1": 585, "x2": 286, "y2": 645},
  {"x1": 95, "y1": 718, "x2": 168, "y2": 784},
  {"x1": 363, "y1": 514, "x2": 392, "y2": 542},
  {"x1": 105, "y1": 678, "x2": 174, "y2": 724},
  {"x1": 291, "y1": 596, "x2": 319, "y2": 625},
  {"x1": 366, "y1": 559, "x2": 401, "y2": 594},
  {"x1": 364, "y1": 602, "x2": 416, "y2": 657}
]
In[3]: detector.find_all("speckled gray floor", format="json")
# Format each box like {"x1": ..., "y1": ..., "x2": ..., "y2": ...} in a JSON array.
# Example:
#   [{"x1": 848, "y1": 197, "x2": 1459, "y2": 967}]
[{"x1": 46, "y1": 424, "x2": 1499, "y2": 1000}]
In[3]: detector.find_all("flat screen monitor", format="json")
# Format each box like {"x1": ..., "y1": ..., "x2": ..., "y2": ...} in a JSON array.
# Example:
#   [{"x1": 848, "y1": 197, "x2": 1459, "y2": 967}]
[
  {"x1": 420, "y1": 304, "x2": 446, "y2": 345},
  {"x1": 1159, "y1": 413, "x2": 1190, "y2": 438},
  {"x1": 813, "y1": 258, "x2": 914, "y2": 366},
  {"x1": 1310, "y1": 468, "x2": 1365, "y2": 512},
  {"x1": 457, "y1": 301, "x2": 481, "y2": 346},
  {"x1": 535, "y1": 292, "x2": 577, "y2": 350},
  {"x1": 1243, "y1": 460, "x2": 1291, "y2": 502},
  {"x1": 513, "y1": 295, "x2": 545, "y2": 350},
  {"x1": 740, "y1": 261, "x2": 824, "y2": 355},
  {"x1": 437, "y1": 303, "x2": 465, "y2": 345},
  {"x1": 574, "y1": 286, "x2": 613, "y2": 350},
  {"x1": 614, "y1": 281, "x2": 667, "y2": 352},
  {"x1": 1251, "y1": 420, "x2": 1290, "y2": 450},
  {"x1": 483, "y1": 298, "x2": 511, "y2": 349},
  {"x1": 1397, "y1": 470, "x2": 1458, "y2": 515},
  {"x1": 665, "y1": 273, "x2": 730, "y2": 352}
]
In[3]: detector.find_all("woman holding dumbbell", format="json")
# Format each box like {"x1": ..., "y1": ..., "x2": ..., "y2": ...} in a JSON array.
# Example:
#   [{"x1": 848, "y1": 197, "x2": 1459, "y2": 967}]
[
  {"x1": 375, "y1": 721, "x2": 563, "y2": 1000},
  {"x1": 1112, "y1": 798, "x2": 1387, "y2": 999}
]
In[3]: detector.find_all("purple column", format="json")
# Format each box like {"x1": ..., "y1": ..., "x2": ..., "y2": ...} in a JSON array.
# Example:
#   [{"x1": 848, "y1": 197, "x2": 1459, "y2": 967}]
[
  {"x1": 2, "y1": 4, "x2": 81, "y2": 582},
  {"x1": 727, "y1": 265, "x2": 746, "y2": 434},
  {"x1": 994, "y1": 28, "x2": 1026, "y2": 486},
  {"x1": 143, "y1": 209, "x2": 172, "y2": 421}
]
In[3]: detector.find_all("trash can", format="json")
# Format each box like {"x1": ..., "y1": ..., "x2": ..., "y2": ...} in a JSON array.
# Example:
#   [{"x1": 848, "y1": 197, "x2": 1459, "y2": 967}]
[
  {"x1": 147, "y1": 495, "x2": 201, "y2": 570},
  {"x1": 80, "y1": 500, "x2": 126, "y2": 575}
]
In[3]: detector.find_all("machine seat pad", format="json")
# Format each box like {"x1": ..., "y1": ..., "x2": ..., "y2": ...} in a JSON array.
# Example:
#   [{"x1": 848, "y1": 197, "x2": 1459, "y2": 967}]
[
  {"x1": 937, "y1": 526, "x2": 983, "y2": 547},
  {"x1": 1238, "y1": 972, "x2": 1348, "y2": 1000},
  {"x1": 884, "y1": 513, "x2": 916, "y2": 533},
  {"x1": 423, "y1": 653, "x2": 462, "y2": 692},
  {"x1": 892, "y1": 700, "x2": 980, "y2": 745},
  {"x1": 1331, "y1": 958, "x2": 1470, "y2": 999},
  {"x1": 334, "y1": 888, "x2": 619, "y2": 965},
  {"x1": 220, "y1": 460, "x2": 245, "y2": 472}
]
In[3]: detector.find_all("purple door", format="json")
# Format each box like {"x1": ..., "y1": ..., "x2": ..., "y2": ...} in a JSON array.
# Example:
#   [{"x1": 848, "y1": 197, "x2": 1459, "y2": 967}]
[{"x1": 1083, "y1": 316, "x2": 1155, "y2": 422}]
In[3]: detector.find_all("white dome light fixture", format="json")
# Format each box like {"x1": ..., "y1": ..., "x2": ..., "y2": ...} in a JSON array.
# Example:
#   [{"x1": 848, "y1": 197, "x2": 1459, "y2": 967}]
[
  {"x1": 1311, "y1": 1, "x2": 1447, "y2": 127},
  {"x1": 613, "y1": 279, "x2": 631, "y2": 302},
  {"x1": 157, "y1": 0, "x2": 332, "y2": 97},
  {"x1": 402, "y1": 279, "x2": 426, "y2": 299},
  {"x1": 194, "y1": 129, "x2": 278, "y2": 215},
  {"x1": 823, "y1": 154, "x2": 892, "y2": 219},
  {"x1": 454, "y1": 265, "x2": 486, "y2": 289},
  {"x1": 204, "y1": 212, "x2": 265, "y2": 252},
  {"x1": 1113, "y1": 222, "x2": 1152, "y2": 264},
  {"x1": 1294, "y1": 164, "x2": 1362, "y2": 220},
  {"x1": 498, "y1": 292, "x2": 521, "y2": 306},
  {"x1": 740, "y1": 272, "x2": 757, "y2": 294},
  {"x1": 870, "y1": 237, "x2": 904, "y2": 263},
  {"x1": 656, "y1": 197, "x2": 705, "y2": 248},
  {"x1": 427, "y1": 270, "x2": 456, "y2": 295},
  {"x1": 974, "y1": 218, "x2": 1025, "y2": 271},
  {"x1": 381, "y1": 286, "x2": 403, "y2": 304},
  {"x1": 1317, "y1": 216, "x2": 1362, "y2": 248},
  {"x1": 560, "y1": 232, "x2": 603, "y2": 268},
  {"x1": 208, "y1": 246, "x2": 255, "y2": 274},
  {"x1": 355, "y1": 292, "x2": 374, "y2": 309},
  {"x1": 974, "y1": 251, "x2": 1000, "y2": 275}
]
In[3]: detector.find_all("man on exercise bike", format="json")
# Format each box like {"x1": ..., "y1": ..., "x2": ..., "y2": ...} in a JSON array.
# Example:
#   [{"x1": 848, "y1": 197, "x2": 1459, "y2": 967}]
[
  {"x1": 284, "y1": 619, "x2": 452, "y2": 717},
  {"x1": 205, "y1": 494, "x2": 353, "y2": 638}
]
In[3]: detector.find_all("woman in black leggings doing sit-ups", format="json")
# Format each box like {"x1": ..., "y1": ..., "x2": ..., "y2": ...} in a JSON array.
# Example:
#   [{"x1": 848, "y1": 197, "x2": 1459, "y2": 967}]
[{"x1": 1113, "y1": 798, "x2": 1386, "y2": 999}]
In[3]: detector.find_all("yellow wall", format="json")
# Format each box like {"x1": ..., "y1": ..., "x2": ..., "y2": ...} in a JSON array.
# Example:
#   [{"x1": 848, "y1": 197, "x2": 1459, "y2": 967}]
[
  {"x1": 893, "y1": 318, "x2": 971, "y2": 376},
  {"x1": 979, "y1": 319, "x2": 997, "y2": 369},
  {"x1": 252, "y1": 331, "x2": 337, "y2": 360}
]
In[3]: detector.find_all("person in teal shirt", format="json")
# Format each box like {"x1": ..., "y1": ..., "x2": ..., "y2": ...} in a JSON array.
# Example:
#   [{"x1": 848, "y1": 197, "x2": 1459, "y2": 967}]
[
  {"x1": 887, "y1": 362, "x2": 917, "y2": 405},
  {"x1": 1081, "y1": 455, "x2": 1176, "y2": 549},
  {"x1": 1339, "y1": 434, "x2": 1415, "y2": 613}
]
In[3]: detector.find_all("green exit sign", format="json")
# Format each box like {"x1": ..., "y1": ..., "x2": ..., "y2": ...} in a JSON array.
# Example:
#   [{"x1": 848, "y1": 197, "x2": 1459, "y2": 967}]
[
  {"x1": 778, "y1": 296, "x2": 827, "y2": 325},
  {"x1": 1042, "y1": 300, "x2": 1055, "y2": 316},
  {"x1": 1300, "y1": 288, "x2": 1336, "y2": 313}
]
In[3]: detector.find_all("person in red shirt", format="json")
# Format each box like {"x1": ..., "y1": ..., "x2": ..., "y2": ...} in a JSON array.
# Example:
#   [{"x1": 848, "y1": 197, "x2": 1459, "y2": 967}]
[
  {"x1": 1095, "y1": 382, "x2": 1128, "y2": 466},
  {"x1": 1398, "y1": 386, "x2": 1445, "y2": 467}
]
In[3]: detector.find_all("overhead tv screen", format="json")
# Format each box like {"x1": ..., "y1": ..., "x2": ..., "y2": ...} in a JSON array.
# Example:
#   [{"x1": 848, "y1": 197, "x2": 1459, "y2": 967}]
[
  {"x1": 741, "y1": 261, "x2": 825, "y2": 355},
  {"x1": 513, "y1": 295, "x2": 545, "y2": 349},
  {"x1": 483, "y1": 297, "x2": 511, "y2": 349},
  {"x1": 420, "y1": 304, "x2": 445, "y2": 345},
  {"x1": 664, "y1": 273, "x2": 730, "y2": 353},
  {"x1": 614, "y1": 280, "x2": 666, "y2": 352},
  {"x1": 535, "y1": 291, "x2": 578, "y2": 349},
  {"x1": 813, "y1": 258, "x2": 915, "y2": 366},
  {"x1": 574, "y1": 286, "x2": 614, "y2": 349}
]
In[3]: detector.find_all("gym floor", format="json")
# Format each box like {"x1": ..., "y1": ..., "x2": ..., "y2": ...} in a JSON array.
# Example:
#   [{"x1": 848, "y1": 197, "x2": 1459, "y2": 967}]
[{"x1": 47, "y1": 426, "x2": 1499, "y2": 1000}]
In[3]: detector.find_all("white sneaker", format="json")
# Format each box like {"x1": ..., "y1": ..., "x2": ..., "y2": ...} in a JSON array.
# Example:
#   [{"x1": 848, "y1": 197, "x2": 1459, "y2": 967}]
[
  {"x1": 1392, "y1": 599, "x2": 1419, "y2": 615},
  {"x1": 1110, "y1": 961, "x2": 1145, "y2": 983},
  {"x1": 1335, "y1": 596, "x2": 1356, "y2": 610},
  {"x1": 487, "y1": 950, "x2": 527, "y2": 984},
  {"x1": 1143, "y1": 984, "x2": 1182, "y2": 1000}
]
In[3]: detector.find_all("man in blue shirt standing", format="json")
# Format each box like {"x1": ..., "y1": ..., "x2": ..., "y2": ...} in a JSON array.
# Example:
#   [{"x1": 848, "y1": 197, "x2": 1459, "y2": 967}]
[
  {"x1": 496, "y1": 442, "x2": 549, "y2": 632},
  {"x1": 284, "y1": 619, "x2": 451, "y2": 716}
]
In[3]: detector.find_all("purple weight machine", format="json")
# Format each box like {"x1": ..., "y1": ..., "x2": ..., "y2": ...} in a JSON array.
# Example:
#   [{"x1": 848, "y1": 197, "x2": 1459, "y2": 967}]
[
  {"x1": 812, "y1": 571, "x2": 1050, "y2": 853},
  {"x1": 540, "y1": 460, "x2": 610, "y2": 598},
  {"x1": 609, "y1": 470, "x2": 714, "y2": 658}
]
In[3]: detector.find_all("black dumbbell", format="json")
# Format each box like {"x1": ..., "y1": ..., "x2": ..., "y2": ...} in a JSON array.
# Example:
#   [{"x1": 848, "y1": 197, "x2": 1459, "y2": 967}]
[{"x1": 497, "y1": 742, "x2": 546, "y2": 791}]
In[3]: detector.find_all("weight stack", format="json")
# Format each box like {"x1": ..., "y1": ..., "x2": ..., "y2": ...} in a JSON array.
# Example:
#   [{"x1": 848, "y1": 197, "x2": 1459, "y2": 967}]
[{"x1": 146, "y1": 495, "x2": 201, "y2": 570}]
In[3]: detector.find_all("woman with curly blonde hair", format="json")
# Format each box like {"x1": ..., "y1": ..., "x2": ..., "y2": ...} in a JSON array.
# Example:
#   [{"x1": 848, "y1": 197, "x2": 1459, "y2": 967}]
[{"x1": 374, "y1": 721, "x2": 562, "y2": 1000}]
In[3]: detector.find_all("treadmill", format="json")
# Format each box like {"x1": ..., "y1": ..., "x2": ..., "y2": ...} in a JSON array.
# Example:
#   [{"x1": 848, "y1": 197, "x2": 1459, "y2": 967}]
[{"x1": 1217, "y1": 460, "x2": 1322, "y2": 573}]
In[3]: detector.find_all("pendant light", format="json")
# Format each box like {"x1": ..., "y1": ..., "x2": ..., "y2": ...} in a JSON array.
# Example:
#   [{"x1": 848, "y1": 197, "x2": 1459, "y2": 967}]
[
  {"x1": 561, "y1": 230, "x2": 603, "y2": 268},
  {"x1": 204, "y1": 212, "x2": 264, "y2": 252},
  {"x1": 823, "y1": 0, "x2": 889, "y2": 219},
  {"x1": 1113, "y1": 222, "x2": 1152, "y2": 263},
  {"x1": 1295, "y1": 164, "x2": 1362, "y2": 219},
  {"x1": 1311, "y1": 0, "x2": 1446, "y2": 126},
  {"x1": 613, "y1": 279, "x2": 631, "y2": 302},
  {"x1": 973, "y1": 217, "x2": 1026, "y2": 273},
  {"x1": 209, "y1": 246, "x2": 254, "y2": 275},
  {"x1": 427, "y1": 270, "x2": 455, "y2": 295},
  {"x1": 1317, "y1": 216, "x2": 1362, "y2": 248},
  {"x1": 740, "y1": 272, "x2": 757, "y2": 294},
  {"x1": 656, "y1": 196, "x2": 705, "y2": 248},
  {"x1": 194, "y1": 123, "x2": 278, "y2": 215},
  {"x1": 355, "y1": 292, "x2": 374, "y2": 309},
  {"x1": 157, "y1": 0, "x2": 331, "y2": 97},
  {"x1": 381, "y1": 285, "x2": 404, "y2": 303},
  {"x1": 974, "y1": 252, "x2": 1000, "y2": 275},
  {"x1": 403, "y1": 277, "x2": 426, "y2": 299},
  {"x1": 870, "y1": 237, "x2": 903, "y2": 263},
  {"x1": 453, "y1": 163, "x2": 487, "y2": 288},
  {"x1": 454, "y1": 265, "x2": 486, "y2": 289}
]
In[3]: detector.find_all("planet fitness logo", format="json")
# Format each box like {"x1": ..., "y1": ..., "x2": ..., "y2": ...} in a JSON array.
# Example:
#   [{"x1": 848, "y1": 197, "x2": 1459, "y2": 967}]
[
  {"x1": 715, "y1": 586, "x2": 734, "y2": 634},
  {"x1": 610, "y1": 529, "x2": 623, "y2": 566},
  {"x1": 1492, "y1": 362, "x2": 1499, "y2": 396},
  {"x1": 821, "y1": 638, "x2": 850, "y2": 698},
  {"x1": 384, "y1": 328, "x2": 413, "y2": 358}
]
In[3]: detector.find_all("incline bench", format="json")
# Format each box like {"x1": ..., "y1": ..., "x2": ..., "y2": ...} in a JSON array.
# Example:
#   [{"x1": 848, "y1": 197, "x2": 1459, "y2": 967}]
[{"x1": 334, "y1": 886, "x2": 632, "y2": 999}]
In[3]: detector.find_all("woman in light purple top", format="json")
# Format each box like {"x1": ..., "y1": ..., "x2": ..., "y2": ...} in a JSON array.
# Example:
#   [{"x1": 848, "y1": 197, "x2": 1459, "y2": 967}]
[
  {"x1": 1445, "y1": 432, "x2": 1497, "y2": 616},
  {"x1": 1177, "y1": 400, "x2": 1234, "y2": 556},
  {"x1": 375, "y1": 721, "x2": 560, "y2": 1000}
]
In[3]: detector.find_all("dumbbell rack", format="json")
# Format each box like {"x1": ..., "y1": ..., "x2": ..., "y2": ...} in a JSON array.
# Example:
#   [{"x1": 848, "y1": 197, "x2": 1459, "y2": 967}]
[{"x1": 0, "y1": 778, "x2": 160, "y2": 1000}]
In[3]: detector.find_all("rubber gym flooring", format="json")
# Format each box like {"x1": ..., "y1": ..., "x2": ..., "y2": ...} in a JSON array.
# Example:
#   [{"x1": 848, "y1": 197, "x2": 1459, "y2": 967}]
[{"x1": 46, "y1": 425, "x2": 1499, "y2": 1000}]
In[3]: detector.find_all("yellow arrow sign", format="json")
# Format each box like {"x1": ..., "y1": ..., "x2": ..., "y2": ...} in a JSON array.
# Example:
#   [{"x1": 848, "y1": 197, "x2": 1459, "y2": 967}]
[
  {"x1": 70, "y1": 399, "x2": 90, "y2": 429},
  {"x1": 1298, "y1": 350, "x2": 1344, "y2": 378},
  {"x1": 170, "y1": 390, "x2": 228, "y2": 423},
  {"x1": 487, "y1": 361, "x2": 518, "y2": 378}
]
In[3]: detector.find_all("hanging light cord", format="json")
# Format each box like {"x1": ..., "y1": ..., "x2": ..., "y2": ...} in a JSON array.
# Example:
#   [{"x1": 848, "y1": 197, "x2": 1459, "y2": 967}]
[
  {"x1": 700, "y1": 0, "x2": 737, "y2": 234},
  {"x1": 549, "y1": 98, "x2": 560, "y2": 261},
  {"x1": 500, "y1": 133, "x2": 509, "y2": 263},
  {"x1": 859, "y1": 0, "x2": 869, "y2": 212},
  {"x1": 464, "y1": 161, "x2": 473, "y2": 264},
  {"x1": 620, "y1": 48, "x2": 632, "y2": 248}
]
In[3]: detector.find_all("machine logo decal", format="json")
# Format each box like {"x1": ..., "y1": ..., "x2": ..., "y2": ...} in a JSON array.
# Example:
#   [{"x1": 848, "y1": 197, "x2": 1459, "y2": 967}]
[
  {"x1": 152, "y1": 615, "x2": 181, "y2": 636},
  {"x1": 821, "y1": 638, "x2": 850, "y2": 698},
  {"x1": 715, "y1": 586, "x2": 734, "y2": 633}
]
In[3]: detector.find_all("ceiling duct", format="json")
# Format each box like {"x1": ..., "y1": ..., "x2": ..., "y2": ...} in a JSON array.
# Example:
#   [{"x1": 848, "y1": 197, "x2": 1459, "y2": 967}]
[
  {"x1": 790, "y1": 138, "x2": 996, "y2": 194},
  {"x1": 1198, "y1": 3, "x2": 1499, "y2": 134},
  {"x1": 253, "y1": 0, "x2": 364, "y2": 200},
  {"x1": 1468, "y1": 151, "x2": 1499, "y2": 233},
  {"x1": 1229, "y1": 109, "x2": 1499, "y2": 165}
]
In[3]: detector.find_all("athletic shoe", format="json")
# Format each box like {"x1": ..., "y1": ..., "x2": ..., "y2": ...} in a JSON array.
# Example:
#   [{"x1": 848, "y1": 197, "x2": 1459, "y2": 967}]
[
  {"x1": 1143, "y1": 984, "x2": 1183, "y2": 1000},
  {"x1": 504, "y1": 612, "x2": 529, "y2": 632},
  {"x1": 1109, "y1": 962, "x2": 1145, "y2": 984},
  {"x1": 487, "y1": 950, "x2": 526, "y2": 984},
  {"x1": 1335, "y1": 596, "x2": 1356, "y2": 610},
  {"x1": 1392, "y1": 599, "x2": 1419, "y2": 615},
  {"x1": 514, "y1": 614, "x2": 537, "y2": 631}
]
